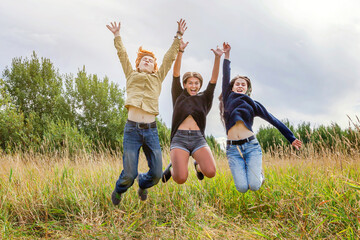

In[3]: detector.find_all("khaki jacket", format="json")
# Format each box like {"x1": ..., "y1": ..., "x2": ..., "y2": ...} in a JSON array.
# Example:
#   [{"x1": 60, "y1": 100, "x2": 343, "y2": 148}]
[{"x1": 114, "y1": 36, "x2": 180, "y2": 115}]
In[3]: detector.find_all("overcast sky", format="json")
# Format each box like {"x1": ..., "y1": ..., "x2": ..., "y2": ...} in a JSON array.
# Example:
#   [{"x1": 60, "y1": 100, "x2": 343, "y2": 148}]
[{"x1": 1, "y1": 0, "x2": 359, "y2": 139}]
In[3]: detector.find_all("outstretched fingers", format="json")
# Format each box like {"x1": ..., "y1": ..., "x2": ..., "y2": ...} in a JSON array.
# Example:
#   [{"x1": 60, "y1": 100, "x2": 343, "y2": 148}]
[
  {"x1": 211, "y1": 45, "x2": 225, "y2": 57},
  {"x1": 106, "y1": 21, "x2": 121, "y2": 34},
  {"x1": 177, "y1": 18, "x2": 188, "y2": 35},
  {"x1": 291, "y1": 139, "x2": 302, "y2": 150},
  {"x1": 179, "y1": 39, "x2": 189, "y2": 51}
]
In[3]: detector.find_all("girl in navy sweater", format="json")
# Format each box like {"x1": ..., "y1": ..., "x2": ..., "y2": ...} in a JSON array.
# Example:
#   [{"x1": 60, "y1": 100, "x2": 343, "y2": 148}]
[
  {"x1": 219, "y1": 43, "x2": 302, "y2": 193},
  {"x1": 162, "y1": 40, "x2": 225, "y2": 184}
]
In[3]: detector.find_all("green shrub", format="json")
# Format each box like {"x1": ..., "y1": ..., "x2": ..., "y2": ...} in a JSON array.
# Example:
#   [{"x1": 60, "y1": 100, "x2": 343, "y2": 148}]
[{"x1": 42, "y1": 118, "x2": 92, "y2": 155}]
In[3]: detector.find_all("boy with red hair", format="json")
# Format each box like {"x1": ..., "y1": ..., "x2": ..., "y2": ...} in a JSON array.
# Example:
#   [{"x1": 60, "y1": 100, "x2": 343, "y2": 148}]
[{"x1": 106, "y1": 19, "x2": 187, "y2": 205}]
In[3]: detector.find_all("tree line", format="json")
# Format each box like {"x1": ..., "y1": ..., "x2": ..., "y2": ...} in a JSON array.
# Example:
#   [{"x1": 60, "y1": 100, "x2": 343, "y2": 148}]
[
  {"x1": 0, "y1": 52, "x2": 223, "y2": 155},
  {"x1": 256, "y1": 119, "x2": 360, "y2": 155},
  {"x1": 1, "y1": 52, "x2": 358, "y2": 156}
]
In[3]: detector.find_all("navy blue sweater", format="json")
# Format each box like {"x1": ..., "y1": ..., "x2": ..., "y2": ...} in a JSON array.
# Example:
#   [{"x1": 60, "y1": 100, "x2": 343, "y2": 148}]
[
  {"x1": 171, "y1": 76, "x2": 216, "y2": 141},
  {"x1": 222, "y1": 59, "x2": 296, "y2": 143}
]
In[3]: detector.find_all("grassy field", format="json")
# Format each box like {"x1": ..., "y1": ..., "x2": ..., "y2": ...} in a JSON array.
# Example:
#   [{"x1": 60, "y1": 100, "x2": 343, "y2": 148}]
[{"x1": 0, "y1": 149, "x2": 359, "y2": 239}]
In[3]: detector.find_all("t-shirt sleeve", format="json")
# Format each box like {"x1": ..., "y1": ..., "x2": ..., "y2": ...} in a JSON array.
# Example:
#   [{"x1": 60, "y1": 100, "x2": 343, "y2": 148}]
[
  {"x1": 171, "y1": 76, "x2": 183, "y2": 106},
  {"x1": 204, "y1": 82, "x2": 216, "y2": 104}
]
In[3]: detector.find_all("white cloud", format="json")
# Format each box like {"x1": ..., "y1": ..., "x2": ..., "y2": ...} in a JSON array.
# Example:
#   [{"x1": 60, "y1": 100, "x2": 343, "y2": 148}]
[{"x1": 1, "y1": 0, "x2": 359, "y2": 139}]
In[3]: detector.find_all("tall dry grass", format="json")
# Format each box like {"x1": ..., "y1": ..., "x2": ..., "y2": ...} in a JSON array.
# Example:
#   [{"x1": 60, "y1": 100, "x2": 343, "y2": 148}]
[{"x1": 1, "y1": 118, "x2": 360, "y2": 239}]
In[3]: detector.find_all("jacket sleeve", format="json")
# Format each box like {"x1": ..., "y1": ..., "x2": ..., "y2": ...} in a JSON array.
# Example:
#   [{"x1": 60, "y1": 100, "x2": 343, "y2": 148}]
[
  {"x1": 254, "y1": 101, "x2": 296, "y2": 143},
  {"x1": 222, "y1": 59, "x2": 231, "y2": 102},
  {"x1": 114, "y1": 36, "x2": 134, "y2": 79},
  {"x1": 156, "y1": 38, "x2": 180, "y2": 82}
]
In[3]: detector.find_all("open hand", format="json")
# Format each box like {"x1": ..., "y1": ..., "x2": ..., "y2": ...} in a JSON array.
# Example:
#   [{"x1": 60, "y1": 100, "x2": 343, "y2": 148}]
[
  {"x1": 291, "y1": 139, "x2": 302, "y2": 150},
  {"x1": 106, "y1": 22, "x2": 121, "y2": 35},
  {"x1": 177, "y1": 19, "x2": 187, "y2": 36},
  {"x1": 179, "y1": 39, "x2": 189, "y2": 51},
  {"x1": 211, "y1": 45, "x2": 225, "y2": 57}
]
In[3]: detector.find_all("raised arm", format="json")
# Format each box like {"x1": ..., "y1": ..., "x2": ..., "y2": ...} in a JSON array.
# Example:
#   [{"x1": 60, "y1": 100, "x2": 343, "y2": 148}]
[
  {"x1": 106, "y1": 21, "x2": 121, "y2": 37},
  {"x1": 106, "y1": 21, "x2": 133, "y2": 78},
  {"x1": 157, "y1": 19, "x2": 187, "y2": 81},
  {"x1": 222, "y1": 43, "x2": 232, "y2": 96},
  {"x1": 172, "y1": 39, "x2": 189, "y2": 105},
  {"x1": 173, "y1": 39, "x2": 189, "y2": 77},
  {"x1": 224, "y1": 42, "x2": 230, "y2": 60},
  {"x1": 209, "y1": 45, "x2": 225, "y2": 84}
]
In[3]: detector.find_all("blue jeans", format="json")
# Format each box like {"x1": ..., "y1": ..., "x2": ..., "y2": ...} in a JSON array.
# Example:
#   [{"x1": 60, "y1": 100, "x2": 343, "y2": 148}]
[
  {"x1": 226, "y1": 138, "x2": 263, "y2": 193},
  {"x1": 115, "y1": 121, "x2": 162, "y2": 194}
]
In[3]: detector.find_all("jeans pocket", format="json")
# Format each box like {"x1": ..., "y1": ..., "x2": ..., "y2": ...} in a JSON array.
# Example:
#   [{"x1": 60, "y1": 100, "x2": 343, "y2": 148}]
[
  {"x1": 249, "y1": 139, "x2": 259, "y2": 146},
  {"x1": 124, "y1": 125, "x2": 136, "y2": 134}
]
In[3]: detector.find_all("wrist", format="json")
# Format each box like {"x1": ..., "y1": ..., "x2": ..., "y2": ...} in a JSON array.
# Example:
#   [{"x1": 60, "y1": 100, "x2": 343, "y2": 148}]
[{"x1": 179, "y1": 49, "x2": 184, "y2": 53}]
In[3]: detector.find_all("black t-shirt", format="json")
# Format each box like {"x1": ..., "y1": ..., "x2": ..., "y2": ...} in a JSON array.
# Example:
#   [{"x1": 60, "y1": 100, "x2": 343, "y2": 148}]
[{"x1": 170, "y1": 76, "x2": 216, "y2": 141}]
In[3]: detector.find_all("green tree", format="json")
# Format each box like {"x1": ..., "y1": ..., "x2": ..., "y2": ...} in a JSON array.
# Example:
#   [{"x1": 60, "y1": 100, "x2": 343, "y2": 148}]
[
  {"x1": 64, "y1": 67, "x2": 127, "y2": 150},
  {"x1": 0, "y1": 79, "x2": 38, "y2": 151},
  {"x1": 2, "y1": 52, "x2": 70, "y2": 135}
]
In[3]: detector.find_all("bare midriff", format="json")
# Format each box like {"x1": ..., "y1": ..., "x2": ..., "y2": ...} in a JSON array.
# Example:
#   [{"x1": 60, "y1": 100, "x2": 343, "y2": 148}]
[
  {"x1": 127, "y1": 106, "x2": 156, "y2": 123},
  {"x1": 178, "y1": 115, "x2": 200, "y2": 130},
  {"x1": 227, "y1": 121, "x2": 254, "y2": 140}
]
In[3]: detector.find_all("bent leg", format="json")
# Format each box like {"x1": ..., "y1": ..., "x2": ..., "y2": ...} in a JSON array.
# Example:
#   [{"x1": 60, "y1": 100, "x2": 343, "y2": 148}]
[
  {"x1": 170, "y1": 148, "x2": 190, "y2": 184},
  {"x1": 245, "y1": 150, "x2": 263, "y2": 191},
  {"x1": 138, "y1": 128, "x2": 163, "y2": 189},
  {"x1": 243, "y1": 140, "x2": 263, "y2": 191},
  {"x1": 192, "y1": 146, "x2": 216, "y2": 178},
  {"x1": 115, "y1": 126, "x2": 142, "y2": 193}
]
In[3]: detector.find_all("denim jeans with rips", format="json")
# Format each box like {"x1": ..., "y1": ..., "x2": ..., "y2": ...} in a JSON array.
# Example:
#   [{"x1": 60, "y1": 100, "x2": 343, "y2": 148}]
[
  {"x1": 226, "y1": 138, "x2": 263, "y2": 193},
  {"x1": 115, "y1": 121, "x2": 162, "y2": 194}
]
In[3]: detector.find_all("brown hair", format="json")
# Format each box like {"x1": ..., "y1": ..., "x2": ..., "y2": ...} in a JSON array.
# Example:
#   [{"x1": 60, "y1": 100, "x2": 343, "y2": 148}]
[
  {"x1": 219, "y1": 75, "x2": 252, "y2": 126},
  {"x1": 182, "y1": 72, "x2": 203, "y2": 88},
  {"x1": 135, "y1": 46, "x2": 158, "y2": 72}
]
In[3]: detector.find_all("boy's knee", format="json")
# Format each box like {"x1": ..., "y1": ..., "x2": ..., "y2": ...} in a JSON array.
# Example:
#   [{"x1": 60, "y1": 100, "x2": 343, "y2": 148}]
[{"x1": 118, "y1": 173, "x2": 137, "y2": 187}]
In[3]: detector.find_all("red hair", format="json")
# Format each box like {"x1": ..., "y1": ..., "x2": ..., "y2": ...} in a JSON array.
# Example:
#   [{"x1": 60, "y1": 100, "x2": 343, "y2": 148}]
[{"x1": 135, "y1": 46, "x2": 158, "y2": 72}]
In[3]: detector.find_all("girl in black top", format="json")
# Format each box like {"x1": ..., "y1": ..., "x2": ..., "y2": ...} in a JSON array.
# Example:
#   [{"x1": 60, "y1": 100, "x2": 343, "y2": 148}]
[{"x1": 162, "y1": 40, "x2": 225, "y2": 184}]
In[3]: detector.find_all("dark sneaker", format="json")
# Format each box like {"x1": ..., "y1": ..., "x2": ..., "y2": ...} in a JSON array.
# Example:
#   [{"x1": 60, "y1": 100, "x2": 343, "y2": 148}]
[
  {"x1": 138, "y1": 188, "x2": 148, "y2": 201},
  {"x1": 194, "y1": 161, "x2": 204, "y2": 180},
  {"x1": 111, "y1": 190, "x2": 122, "y2": 206},
  {"x1": 162, "y1": 163, "x2": 172, "y2": 183}
]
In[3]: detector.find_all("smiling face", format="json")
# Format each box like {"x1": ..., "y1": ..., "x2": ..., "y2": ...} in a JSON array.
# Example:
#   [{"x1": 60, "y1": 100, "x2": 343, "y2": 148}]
[
  {"x1": 232, "y1": 78, "x2": 248, "y2": 94},
  {"x1": 137, "y1": 56, "x2": 155, "y2": 73},
  {"x1": 183, "y1": 77, "x2": 201, "y2": 96}
]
